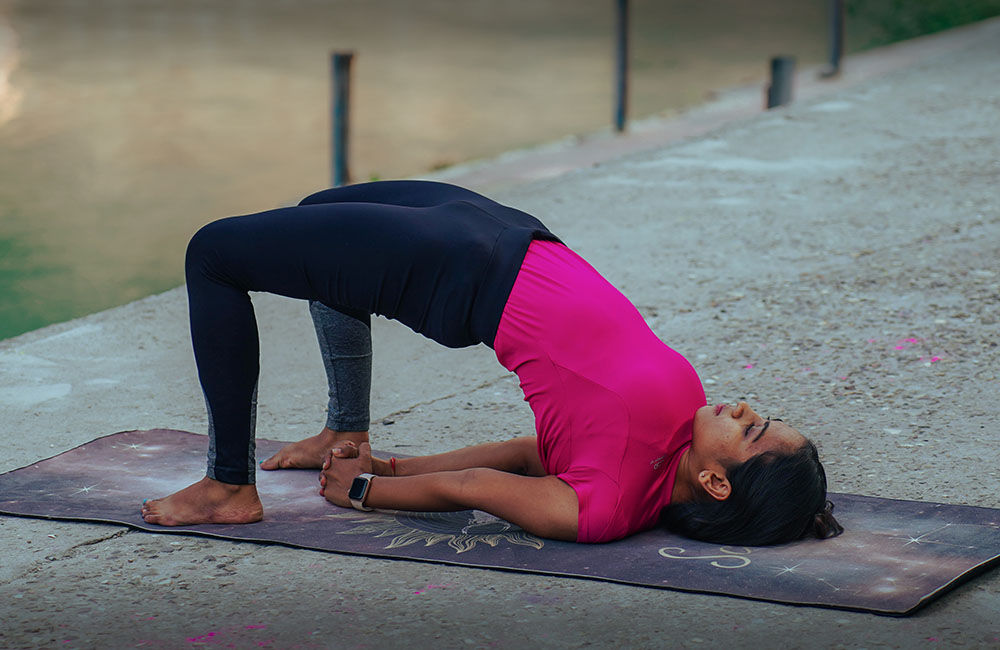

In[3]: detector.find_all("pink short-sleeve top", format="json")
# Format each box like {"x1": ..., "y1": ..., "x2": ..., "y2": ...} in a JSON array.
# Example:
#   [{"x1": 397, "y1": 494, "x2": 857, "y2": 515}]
[{"x1": 493, "y1": 240, "x2": 706, "y2": 543}]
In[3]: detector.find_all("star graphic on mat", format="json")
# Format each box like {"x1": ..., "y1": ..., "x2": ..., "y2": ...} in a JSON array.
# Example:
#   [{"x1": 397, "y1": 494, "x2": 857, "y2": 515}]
[
  {"x1": 773, "y1": 563, "x2": 802, "y2": 577},
  {"x1": 894, "y1": 523, "x2": 976, "y2": 550},
  {"x1": 769, "y1": 563, "x2": 844, "y2": 593},
  {"x1": 70, "y1": 484, "x2": 99, "y2": 496},
  {"x1": 901, "y1": 523, "x2": 950, "y2": 546},
  {"x1": 115, "y1": 442, "x2": 146, "y2": 451}
]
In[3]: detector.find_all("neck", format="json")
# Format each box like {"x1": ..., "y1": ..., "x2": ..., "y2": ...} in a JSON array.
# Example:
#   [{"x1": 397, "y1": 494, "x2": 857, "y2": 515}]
[{"x1": 670, "y1": 446, "x2": 696, "y2": 504}]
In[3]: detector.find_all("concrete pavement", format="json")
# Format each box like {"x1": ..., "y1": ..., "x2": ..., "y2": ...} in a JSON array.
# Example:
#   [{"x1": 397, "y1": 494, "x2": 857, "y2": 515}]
[{"x1": 1, "y1": 18, "x2": 999, "y2": 649}]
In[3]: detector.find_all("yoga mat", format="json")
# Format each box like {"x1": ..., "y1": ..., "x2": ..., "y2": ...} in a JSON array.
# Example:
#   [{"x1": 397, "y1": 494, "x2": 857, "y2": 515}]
[{"x1": 2, "y1": 430, "x2": 999, "y2": 615}]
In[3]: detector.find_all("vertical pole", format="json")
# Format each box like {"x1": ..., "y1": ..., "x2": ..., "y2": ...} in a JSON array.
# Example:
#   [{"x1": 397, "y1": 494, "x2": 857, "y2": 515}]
[
  {"x1": 822, "y1": 0, "x2": 845, "y2": 78},
  {"x1": 766, "y1": 56, "x2": 796, "y2": 109},
  {"x1": 331, "y1": 51, "x2": 354, "y2": 187},
  {"x1": 613, "y1": 0, "x2": 629, "y2": 132}
]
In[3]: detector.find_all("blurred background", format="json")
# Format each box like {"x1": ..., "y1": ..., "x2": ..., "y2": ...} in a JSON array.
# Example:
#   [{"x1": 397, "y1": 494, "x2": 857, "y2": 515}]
[{"x1": 1, "y1": 0, "x2": 998, "y2": 341}]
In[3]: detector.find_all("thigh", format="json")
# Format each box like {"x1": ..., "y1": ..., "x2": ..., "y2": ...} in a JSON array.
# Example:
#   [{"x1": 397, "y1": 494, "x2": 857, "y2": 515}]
[{"x1": 189, "y1": 199, "x2": 491, "y2": 347}]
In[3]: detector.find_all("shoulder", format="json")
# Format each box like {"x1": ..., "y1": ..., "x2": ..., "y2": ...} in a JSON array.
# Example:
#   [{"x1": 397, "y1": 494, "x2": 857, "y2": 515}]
[{"x1": 557, "y1": 467, "x2": 626, "y2": 543}]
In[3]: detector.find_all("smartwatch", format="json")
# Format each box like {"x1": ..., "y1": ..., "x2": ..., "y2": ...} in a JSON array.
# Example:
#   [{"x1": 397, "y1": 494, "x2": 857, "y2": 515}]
[{"x1": 348, "y1": 473, "x2": 377, "y2": 511}]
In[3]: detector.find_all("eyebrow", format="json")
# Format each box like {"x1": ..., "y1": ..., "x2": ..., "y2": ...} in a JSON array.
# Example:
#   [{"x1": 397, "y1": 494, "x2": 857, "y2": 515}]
[{"x1": 752, "y1": 419, "x2": 771, "y2": 443}]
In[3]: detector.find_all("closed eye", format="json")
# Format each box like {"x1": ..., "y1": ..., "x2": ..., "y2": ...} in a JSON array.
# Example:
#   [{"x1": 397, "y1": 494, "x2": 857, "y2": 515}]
[
  {"x1": 744, "y1": 424, "x2": 754, "y2": 437},
  {"x1": 752, "y1": 419, "x2": 771, "y2": 443}
]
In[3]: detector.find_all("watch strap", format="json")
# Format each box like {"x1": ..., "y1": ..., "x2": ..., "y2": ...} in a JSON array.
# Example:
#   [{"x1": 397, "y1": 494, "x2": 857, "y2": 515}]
[{"x1": 349, "y1": 472, "x2": 377, "y2": 511}]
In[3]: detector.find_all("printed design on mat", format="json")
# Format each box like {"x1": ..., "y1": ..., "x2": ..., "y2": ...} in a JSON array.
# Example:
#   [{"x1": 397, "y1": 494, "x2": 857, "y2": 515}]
[
  {"x1": 6, "y1": 431, "x2": 1000, "y2": 614},
  {"x1": 328, "y1": 509, "x2": 545, "y2": 553},
  {"x1": 658, "y1": 545, "x2": 752, "y2": 569}
]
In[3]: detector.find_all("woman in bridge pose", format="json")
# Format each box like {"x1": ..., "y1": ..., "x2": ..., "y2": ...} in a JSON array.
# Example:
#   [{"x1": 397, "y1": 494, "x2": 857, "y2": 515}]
[{"x1": 141, "y1": 180, "x2": 842, "y2": 545}]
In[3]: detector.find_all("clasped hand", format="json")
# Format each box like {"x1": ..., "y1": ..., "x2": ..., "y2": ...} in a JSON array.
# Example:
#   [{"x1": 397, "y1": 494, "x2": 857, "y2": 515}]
[{"x1": 319, "y1": 440, "x2": 373, "y2": 506}]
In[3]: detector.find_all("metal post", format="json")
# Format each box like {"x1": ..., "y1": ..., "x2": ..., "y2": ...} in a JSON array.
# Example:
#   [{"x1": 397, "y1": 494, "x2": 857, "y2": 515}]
[
  {"x1": 613, "y1": 0, "x2": 629, "y2": 132},
  {"x1": 331, "y1": 51, "x2": 354, "y2": 187},
  {"x1": 821, "y1": 0, "x2": 845, "y2": 78},
  {"x1": 766, "y1": 56, "x2": 796, "y2": 109}
]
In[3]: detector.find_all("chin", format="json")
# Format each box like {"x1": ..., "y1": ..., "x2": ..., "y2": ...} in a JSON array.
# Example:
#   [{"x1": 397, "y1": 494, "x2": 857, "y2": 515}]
[
  {"x1": 690, "y1": 405, "x2": 712, "y2": 440},
  {"x1": 692, "y1": 404, "x2": 714, "y2": 422}
]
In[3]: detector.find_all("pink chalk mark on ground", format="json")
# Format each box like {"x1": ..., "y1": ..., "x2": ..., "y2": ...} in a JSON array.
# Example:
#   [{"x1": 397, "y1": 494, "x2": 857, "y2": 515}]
[
  {"x1": 246, "y1": 625, "x2": 267, "y2": 630},
  {"x1": 894, "y1": 337, "x2": 924, "y2": 350},
  {"x1": 743, "y1": 364, "x2": 754, "y2": 369},
  {"x1": 838, "y1": 376, "x2": 849, "y2": 381},
  {"x1": 414, "y1": 583, "x2": 450, "y2": 595}
]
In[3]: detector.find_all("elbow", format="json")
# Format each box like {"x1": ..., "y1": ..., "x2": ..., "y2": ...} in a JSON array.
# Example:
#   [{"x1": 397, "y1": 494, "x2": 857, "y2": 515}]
[
  {"x1": 513, "y1": 436, "x2": 544, "y2": 476},
  {"x1": 524, "y1": 520, "x2": 578, "y2": 542}
]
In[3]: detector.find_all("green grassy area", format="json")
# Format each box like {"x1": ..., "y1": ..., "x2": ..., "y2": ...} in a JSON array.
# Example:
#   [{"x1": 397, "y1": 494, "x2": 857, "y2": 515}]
[{"x1": 848, "y1": 0, "x2": 1000, "y2": 49}]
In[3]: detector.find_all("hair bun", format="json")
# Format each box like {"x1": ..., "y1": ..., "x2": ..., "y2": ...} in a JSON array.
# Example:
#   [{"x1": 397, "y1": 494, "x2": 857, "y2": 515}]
[{"x1": 812, "y1": 500, "x2": 845, "y2": 539}]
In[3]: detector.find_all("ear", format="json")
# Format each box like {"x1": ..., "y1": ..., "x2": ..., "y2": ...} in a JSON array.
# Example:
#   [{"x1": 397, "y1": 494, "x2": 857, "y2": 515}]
[{"x1": 697, "y1": 469, "x2": 732, "y2": 501}]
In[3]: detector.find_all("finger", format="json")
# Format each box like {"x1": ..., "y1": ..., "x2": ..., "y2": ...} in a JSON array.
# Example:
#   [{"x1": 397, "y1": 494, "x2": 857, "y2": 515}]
[
  {"x1": 332, "y1": 441, "x2": 360, "y2": 459},
  {"x1": 358, "y1": 442, "x2": 374, "y2": 471},
  {"x1": 330, "y1": 446, "x2": 357, "y2": 460}
]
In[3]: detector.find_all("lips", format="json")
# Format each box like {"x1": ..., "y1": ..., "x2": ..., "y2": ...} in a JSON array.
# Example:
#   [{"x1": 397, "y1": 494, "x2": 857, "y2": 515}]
[{"x1": 715, "y1": 403, "x2": 726, "y2": 416}]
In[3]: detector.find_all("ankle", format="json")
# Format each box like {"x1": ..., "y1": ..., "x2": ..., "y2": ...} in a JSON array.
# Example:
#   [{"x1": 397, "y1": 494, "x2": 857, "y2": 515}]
[
  {"x1": 204, "y1": 476, "x2": 257, "y2": 495},
  {"x1": 322, "y1": 428, "x2": 369, "y2": 444}
]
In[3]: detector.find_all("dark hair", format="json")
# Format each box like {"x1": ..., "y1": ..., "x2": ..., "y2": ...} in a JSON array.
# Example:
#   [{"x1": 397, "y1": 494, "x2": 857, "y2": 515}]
[{"x1": 661, "y1": 440, "x2": 844, "y2": 546}]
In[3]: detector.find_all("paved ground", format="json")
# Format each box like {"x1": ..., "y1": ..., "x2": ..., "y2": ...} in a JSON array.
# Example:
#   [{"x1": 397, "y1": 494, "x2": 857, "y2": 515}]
[{"x1": 1, "y1": 18, "x2": 999, "y2": 650}]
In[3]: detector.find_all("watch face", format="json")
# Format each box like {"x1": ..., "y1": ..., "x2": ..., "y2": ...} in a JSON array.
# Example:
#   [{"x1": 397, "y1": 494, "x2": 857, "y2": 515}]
[{"x1": 348, "y1": 476, "x2": 369, "y2": 501}]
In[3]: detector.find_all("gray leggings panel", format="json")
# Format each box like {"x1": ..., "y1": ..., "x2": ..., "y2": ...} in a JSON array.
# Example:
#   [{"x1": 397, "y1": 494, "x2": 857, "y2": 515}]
[{"x1": 309, "y1": 301, "x2": 372, "y2": 432}]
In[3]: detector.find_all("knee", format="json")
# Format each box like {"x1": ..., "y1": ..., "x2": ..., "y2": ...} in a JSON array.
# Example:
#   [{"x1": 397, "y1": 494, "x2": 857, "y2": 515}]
[{"x1": 185, "y1": 219, "x2": 232, "y2": 277}]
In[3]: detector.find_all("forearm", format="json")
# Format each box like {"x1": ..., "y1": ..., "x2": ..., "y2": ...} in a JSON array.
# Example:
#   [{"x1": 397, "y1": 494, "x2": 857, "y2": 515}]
[
  {"x1": 321, "y1": 444, "x2": 578, "y2": 541},
  {"x1": 364, "y1": 471, "x2": 471, "y2": 512},
  {"x1": 391, "y1": 437, "x2": 545, "y2": 477},
  {"x1": 361, "y1": 468, "x2": 578, "y2": 541}
]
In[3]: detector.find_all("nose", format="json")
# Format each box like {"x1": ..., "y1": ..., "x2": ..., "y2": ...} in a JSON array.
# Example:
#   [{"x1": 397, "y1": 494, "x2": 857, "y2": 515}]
[{"x1": 732, "y1": 401, "x2": 759, "y2": 422}]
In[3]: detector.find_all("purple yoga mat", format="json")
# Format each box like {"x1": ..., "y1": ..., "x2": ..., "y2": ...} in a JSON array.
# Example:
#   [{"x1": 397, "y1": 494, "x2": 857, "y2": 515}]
[{"x1": 2, "y1": 429, "x2": 999, "y2": 615}]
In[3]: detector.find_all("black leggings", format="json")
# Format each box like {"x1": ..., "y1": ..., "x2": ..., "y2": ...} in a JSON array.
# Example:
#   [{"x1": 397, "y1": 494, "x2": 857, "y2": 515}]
[{"x1": 185, "y1": 180, "x2": 551, "y2": 484}]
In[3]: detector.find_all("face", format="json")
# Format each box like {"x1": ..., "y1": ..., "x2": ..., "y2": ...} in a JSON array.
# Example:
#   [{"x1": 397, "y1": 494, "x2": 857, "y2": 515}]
[{"x1": 691, "y1": 401, "x2": 807, "y2": 468}]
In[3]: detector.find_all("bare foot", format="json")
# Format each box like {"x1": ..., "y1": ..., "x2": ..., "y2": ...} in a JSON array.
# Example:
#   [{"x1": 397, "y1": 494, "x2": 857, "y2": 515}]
[
  {"x1": 260, "y1": 427, "x2": 369, "y2": 470},
  {"x1": 141, "y1": 476, "x2": 263, "y2": 526}
]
